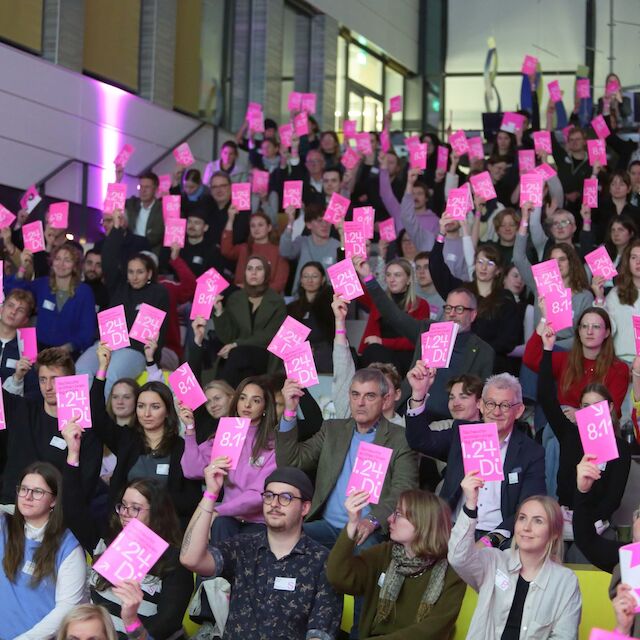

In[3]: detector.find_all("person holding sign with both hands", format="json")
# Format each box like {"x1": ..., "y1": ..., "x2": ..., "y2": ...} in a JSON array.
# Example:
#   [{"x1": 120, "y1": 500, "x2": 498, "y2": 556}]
[{"x1": 448, "y1": 472, "x2": 581, "y2": 639}]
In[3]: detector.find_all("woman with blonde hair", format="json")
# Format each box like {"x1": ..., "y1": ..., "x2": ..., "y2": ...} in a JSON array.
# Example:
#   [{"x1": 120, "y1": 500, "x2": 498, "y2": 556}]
[
  {"x1": 448, "y1": 472, "x2": 582, "y2": 639},
  {"x1": 327, "y1": 489, "x2": 466, "y2": 639},
  {"x1": 56, "y1": 604, "x2": 118, "y2": 640}
]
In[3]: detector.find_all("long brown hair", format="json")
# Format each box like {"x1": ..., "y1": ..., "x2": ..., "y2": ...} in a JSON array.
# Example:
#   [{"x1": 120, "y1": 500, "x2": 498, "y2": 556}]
[
  {"x1": 560, "y1": 307, "x2": 615, "y2": 396},
  {"x1": 132, "y1": 381, "x2": 180, "y2": 456},
  {"x1": 468, "y1": 243, "x2": 505, "y2": 318},
  {"x1": 399, "y1": 489, "x2": 451, "y2": 560},
  {"x1": 106, "y1": 378, "x2": 140, "y2": 423},
  {"x1": 3, "y1": 462, "x2": 66, "y2": 585},
  {"x1": 49, "y1": 244, "x2": 83, "y2": 296},
  {"x1": 228, "y1": 376, "x2": 277, "y2": 461},
  {"x1": 616, "y1": 239, "x2": 640, "y2": 305},
  {"x1": 550, "y1": 243, "x2": 589, "y2": 292}
]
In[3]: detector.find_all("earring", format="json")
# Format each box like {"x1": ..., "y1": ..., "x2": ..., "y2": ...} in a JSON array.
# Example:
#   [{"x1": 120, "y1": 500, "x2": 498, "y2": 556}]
[{"x1": 262, "y1": 411, "x2": 266, "y2": 416}]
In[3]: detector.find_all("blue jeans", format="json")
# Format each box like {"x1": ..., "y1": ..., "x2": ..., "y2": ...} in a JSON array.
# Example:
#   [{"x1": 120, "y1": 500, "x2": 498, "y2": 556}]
[{"x1": 75, "y1": 341, "x2": 146, "y2": 399}]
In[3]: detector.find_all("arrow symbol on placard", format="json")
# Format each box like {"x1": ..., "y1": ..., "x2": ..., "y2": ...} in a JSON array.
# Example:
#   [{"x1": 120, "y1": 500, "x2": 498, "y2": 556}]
[{"x1": 593, "y1": 403, "x2": 604, "y2": 416}]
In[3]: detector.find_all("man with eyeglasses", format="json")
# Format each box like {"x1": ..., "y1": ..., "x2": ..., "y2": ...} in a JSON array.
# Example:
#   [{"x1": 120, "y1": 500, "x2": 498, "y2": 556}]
[
  {"x1": 405, "y1": 368, "x2": 545, "y2": 547},
  {"x1": 180, "y1": 465, "x2": 342, "y2": 640},
  {"x1": 275, "y1": 367, "x2": 418, "y2": 550}
]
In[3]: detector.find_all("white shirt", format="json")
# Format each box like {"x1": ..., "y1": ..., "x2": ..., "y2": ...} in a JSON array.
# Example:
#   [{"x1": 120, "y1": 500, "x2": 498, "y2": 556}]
[{"x1": 134, "y1": 200, "x2": 155, "y2": 237}]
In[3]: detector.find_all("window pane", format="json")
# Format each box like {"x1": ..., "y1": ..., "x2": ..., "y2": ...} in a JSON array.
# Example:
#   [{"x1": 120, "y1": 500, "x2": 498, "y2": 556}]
[
  {"x1": 335, "y1": 36, "x2": 347, "y2": 130},
  {"x1": 348, "y1": 92, "x2": 364, "y2": 130},
  {"x1": 385, "y1": 67, "x2": 404, "y2": 120},
  {"x1": 200, "y1": 0, "x2": 226, "y2": 119},
  {"x1": 281, "y1": 6, "x2": 296, "y2": 79},
  {"x1": 363, "y1": 96, "x2": 383, "y2": 132},
  {"x1": 348, "y1": 43, "x2": 382, "y2": 95}
]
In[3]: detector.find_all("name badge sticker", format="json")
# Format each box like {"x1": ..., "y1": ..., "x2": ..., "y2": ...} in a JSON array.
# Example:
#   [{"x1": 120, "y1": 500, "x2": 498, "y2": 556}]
[
  {"x1": 377, "y1": 572, "x2": 386, "y2": 588},
  {"x1": 42, "y1": 300, "x2": 56, "y2": 311},
  {"x1": 5, "y1": 358, "x2": 17, "y2": 369},
  {"x1": 508, "y1": 472, "x2": 519, "y2": 485},
  {"x1": 495, "y1": 569, "x2": 510, "y2": 591},
  {"x1": 156, "y1": 464, "x2": 170, "y2": 476},
  {"x1": 50, "y1": 436, "x2": 67, "y2": 450},
  {"x1": 274, "y1": 577, "x2": 296, "y2": 591}
]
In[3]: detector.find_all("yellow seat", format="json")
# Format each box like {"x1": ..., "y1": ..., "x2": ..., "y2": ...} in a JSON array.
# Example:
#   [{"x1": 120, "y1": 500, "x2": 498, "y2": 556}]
[{"x1": 136, "y1": 369, "x2": 170, "y2": 385}]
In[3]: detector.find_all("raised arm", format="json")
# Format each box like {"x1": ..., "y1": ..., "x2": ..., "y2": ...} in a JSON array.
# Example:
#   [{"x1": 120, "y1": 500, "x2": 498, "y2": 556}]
[
  {"x1": 330, "y1": 295, "x2": 355, "y2": 419},
  {"x1": 428, "y1": 229, "x2": 463, "y2": 300}
]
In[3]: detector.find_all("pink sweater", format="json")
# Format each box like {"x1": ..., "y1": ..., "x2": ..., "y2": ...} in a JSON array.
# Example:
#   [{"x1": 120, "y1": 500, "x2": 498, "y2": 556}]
[{"x1": 181, "y1": 427, "x2": 276, "y2": 523}]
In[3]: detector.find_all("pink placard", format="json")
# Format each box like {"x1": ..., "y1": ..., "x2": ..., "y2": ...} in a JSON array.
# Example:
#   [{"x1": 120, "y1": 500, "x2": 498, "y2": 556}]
[
  {"x1": 279, "y1": 123, "x2": 293, "y2": 148},
  {"x1": 0, "y1": 380, "x2": 5, "y2": 430},
  {"x1": 48, "y1": 202, "x2": 69, "y2": 229},
  {"x1": 469, "y1": 171, "x2": 497, "y2": 201},
  {"x1": 532, "y1": 162, "x2": 557, "y2": 181},
  {"x1": 519, "y1": 172, "x2": 544, "y2": 207},
  {"x1": 56, "y1": 374, "x2": 91, "y2": 430},
  {"x1": 352, "y1": 206, "x2": 375, "y2": 239},
  {"x1": 93, "y1": 518, "x2": 169, "y2": 585},
  {"x1": 355, "y1": 133, "x2": 373, "y2": 156},
  {"x1": 98, "y1": 306, "x2": 131, "y2": 351},
  {"x1": 157, "y1": 175, "x2": 171, "y2": 197},
  {"x1": 104, "y1": 183, "x2": 127, "y2": 213},
  {"x1": 22, "y1": 220, "x2": 45, "y2": 253},
  {"x1": 300, "y1": 93, "x2": 317, "y2": 114},
  {"x1": 163, "y1": 218, "x2": 186, "y2": 248},
  {"x1": 283, "y1": 341, "x2": 319, "y2": 388},
  {"x1": 436, "y1": 146, "x2": 450, "y2": 172},
  {"x1": 521, "y1": 54, "x2": 538, "y2": 75},
  {"x1": 327, "y1": 259, "x2": 364, "y2": 302},
  {"x1": 409, "y1": 143, "x2": 428, "y2": 170},
  {"x1": 343, "y1": 221, "x2": 367, "y2": 259},
  {"x1": 467, "y1": 137, "x2": 484, "y2": 161},
  {"x1": 589, "y1": 629, "x2": 630, "y2": 640},
  {"x1": 404, "y1": 135, "x2": 421, "y2": 151},
  {"x1": 500, "y1": 112, "x2": 526, "y2": 134},
  {"x1": 389, "y1": 95, "x2": 403, "y2": 113},
  {"x1": 531, "y1": 259, "x2": 563, "y2": 295},
  {"x1": 420, "y1": 322, "x2": 458, "y2": 368},
  {"x1": 633, "y1": 316, "x2": 640, "y2": 355},
  {"x1": 251, "y1": 169, "x2": 270, "y2": 196},
  {"x1": 323, "y1": 192, "x2": 350, "y2": 224},
  {"x1": 231, "y1": 183, "x2": 251, "y2": 211},
  {"x1": 459, "y1": 422, "x2": 504, "y2": 481},
  {"x1": 0, "y1": 261, "x2": 3, "y2": 305},
  {"x1": 162, "y1": 195, "x2": 181, "y2": 220},
  {"x1": 591, "y1": 115, "x2": 611, "y2": 140},
  {"x1": 606, "y1": 78, "x2": 621, "y2": 96},
  {"x1": 293, "y1": 112, "x2": 309, "y2": 137},
  {"x1": 247, "y1": 109, "x2": 265, "y2": 133},
  {"x1": 190, "y1": 268, "x2": 230, "y2": 320},
  {"x1": 587, "y1": 139, "x2": 607, "y2": 166},
  {"x1": 619, "y1": 542, "x2": 640, "y2": 614},
  {"x1": 343, "y1": 120, "x2": 357, "y2": 139},
  {"x1": 577, "y1": 78, "x2": 591, "y2": 99},
  {"x1": 548, "y1": 80, "x2": 563, "y2": 103},
  {"x1": 20, "y1": 185, "x2": 41, "y2": 213},
  {"x1": 282, "y1": 181, "x2": 303, "y2": 209},
  {"x1": 210, "y1": 417, "x2": 251, "y2": 469},
  {"x1": 168, "y1": 362, "x2": 207, "y2": 410},
  {"x1": 267, "y1": 316, "x2": 311, "y2": 359},
  {"x1": 173, "y1": 142, "x2": 195, "y2": 167},
  {"x1": 0, "y1": 204, "x2": 16, "y2": 228},
  {"x1": 446, "y1": 186, "x2": 472, "y2": 220},
  {"x1": 518, "y1": 150, "x2": 536, "y2": 175},
  {"x1": 245, "y1": 102, "x2": 262, "y2": 119},
  {"x1": 287, "y1": 91, "x2": 302, "y2": 111},
  {"x1": 449, "y1": 130, "x2": 469, "y2": 156},
  {"x1": 576, "y1": 400, "x2": 619, "y2": 464},
  {"x1": 341, "y1": 147, "x2": 360, "y2": 171},
  {"x1": 585, "y1": 246, "x2": 617, "y2": 279},
  {"x1": 114, "y1": 143, "x2": 135, "y2": 168},
  {"x1": 17, "y1": 327, "x2": 38, "y2": 363},
  {"x1": 346, "y1": 442, "x2": 393, "y2": 504},
  {"x1": 378, "y1": 218, "x2": 397, "y2": 243},
  {"x1": 129, "y1": 303, "x2": 166, "y2": 344},
  {"x1": 545, "y1": 287, "x2": 573, "y2": 331},
  {"x1": 583, "y1": 177, "x2": 599, "y2": 208},
  {"x1": 533, "y1": 130, "x2": 552, "y2": 154}
]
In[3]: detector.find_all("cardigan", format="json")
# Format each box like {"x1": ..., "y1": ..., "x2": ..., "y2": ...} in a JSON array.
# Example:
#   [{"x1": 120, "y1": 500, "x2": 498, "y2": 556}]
[
  {"x1": 604, "y1": 286, "x2": 640, "y2": 364},
  {"x1": 327, "y1": 528, "x2": 466, "y2": 640}
]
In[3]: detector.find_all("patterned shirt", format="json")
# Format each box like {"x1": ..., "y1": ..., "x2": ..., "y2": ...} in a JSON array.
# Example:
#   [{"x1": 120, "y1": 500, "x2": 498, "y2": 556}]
[{"x1": 209, "y1": 531, "x2": 342, "y2": 640}]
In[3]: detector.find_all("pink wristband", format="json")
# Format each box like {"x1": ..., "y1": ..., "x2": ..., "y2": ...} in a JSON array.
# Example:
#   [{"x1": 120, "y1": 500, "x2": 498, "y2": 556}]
[
  {"x1": 203, "y1": 491, "x2": 218, "y2": 502},
  {"x1": 284, "y1": 409, "x2": 297, "y2": 418},
  {"x1": 363, "y1": 274, "x2": 374, "y2": 282},
  {"x1": 480, "y1": 536, "x2": 493, "y2": 548},
  {"x1": 335, "y1": 329, "x2": 346, "y2": 335},
  {"x1": 96, "y1": 369, "x2": 106, "y2": 379},
  {"x1": 436, "y1": 234, "x2": 445, "y2": 243},
  {"x1": 125, "y1": 619, "x2": 143, "y2": 633},
  {"x1": 474, "y1": 210, "x2": 482, "y2": 218}
]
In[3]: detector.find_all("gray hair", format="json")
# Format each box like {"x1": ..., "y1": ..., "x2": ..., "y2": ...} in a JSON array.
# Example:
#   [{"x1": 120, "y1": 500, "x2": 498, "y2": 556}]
[
  {"x1": 551, "y1": 209, "x2": 575, "y2": 226},
  {"x1": 351, "y1": 368, "x2": 390, "y2": 397},
  {"x1": 483, "y1": 373, "x2": 522, "y2": 405},
  {"x1": 447, "y1": 287, "x2": 478, "y2": 310}
]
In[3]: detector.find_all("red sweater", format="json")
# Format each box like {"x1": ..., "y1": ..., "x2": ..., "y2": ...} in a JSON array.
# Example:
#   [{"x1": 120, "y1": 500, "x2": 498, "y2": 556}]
[
  {"x1": 357, "y1": 287, "x2": 430, "y2": 354},
  {"x1": 220, "y1": 231, "x2": 289, "y2": 294},
  {"x1": 523, "y1": 331, "x2": 629, "y2": 414}
]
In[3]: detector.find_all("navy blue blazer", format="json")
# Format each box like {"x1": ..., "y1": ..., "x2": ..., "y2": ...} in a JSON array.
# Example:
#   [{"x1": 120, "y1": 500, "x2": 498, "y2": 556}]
[{"x1": 405, "y1": 413, "x2": 546, "y2": 534}]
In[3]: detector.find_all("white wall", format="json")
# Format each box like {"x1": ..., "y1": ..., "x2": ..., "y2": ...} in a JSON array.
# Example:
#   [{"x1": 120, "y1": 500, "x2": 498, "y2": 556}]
[
  {"x1": 308, "y1": 0, "x2": 420, "y2": 72},
  {"x1": 0, "y1": 43, "x2": 214, "y2": 210}
]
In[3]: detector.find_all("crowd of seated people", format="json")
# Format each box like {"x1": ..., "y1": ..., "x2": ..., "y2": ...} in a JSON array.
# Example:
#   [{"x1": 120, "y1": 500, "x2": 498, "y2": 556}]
[{"x1": 2, "y1": 58, "x2": 640, "y2": 640}]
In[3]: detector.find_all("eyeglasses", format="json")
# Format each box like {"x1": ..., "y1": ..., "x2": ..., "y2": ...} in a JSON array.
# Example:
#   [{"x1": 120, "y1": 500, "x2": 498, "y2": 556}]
[
  {"x1": 483, "y1": 400, "x2": 521, "y2": 413},
  {"x1": 552, "y1": 219, "x2": 572, "y2": 228},
  {"x1": 350, "y1": 390, "x2": 383, "y2": 402},
  {"x1": 579, "y1": 323, "x2": 604, "y2": 331},
  {"x1": 261, "y1": 491, "x2": 303, "y2": 506},
  {"x1": 390, "y1": 510, "x2": 408, "y2": 521},
  {"x1": 210, "y1": 183, "x2": 230, "y2": 190},
  {"x1": 476, "y1": 258, "x2": 496, "y2": 267},
  {"x1": 16, "y1": 485, "x2": 54, "y2": 500},
  {"x1": 443, "y1": 304, "x2": 474, "y2": 314},
  {"x1": 115, "y1": 503, "x2": 150, "y2": 518}
]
